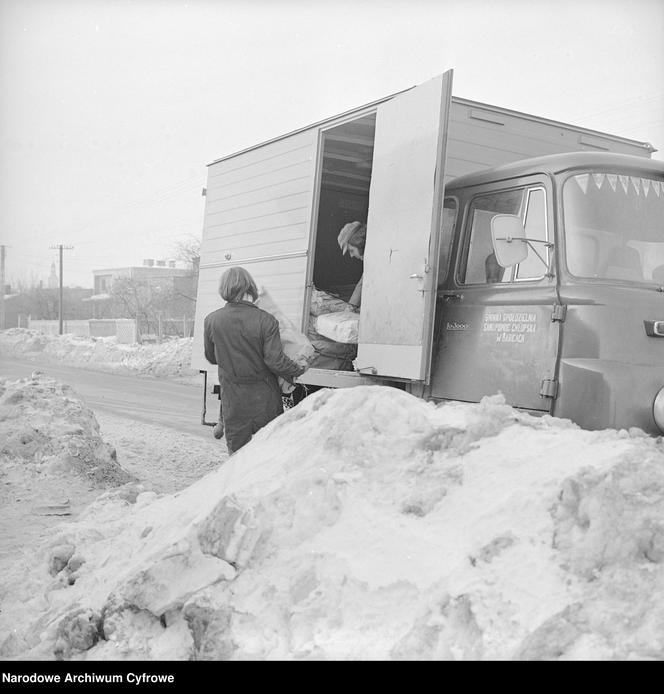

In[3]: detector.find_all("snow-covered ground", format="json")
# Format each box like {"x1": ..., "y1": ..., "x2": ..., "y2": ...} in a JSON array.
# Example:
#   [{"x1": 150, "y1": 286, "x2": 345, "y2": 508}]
[
  {"x1": 1, "y1": 329, "x2": 664, "y2": 661},
  {"x1": 0, "y1": 372, "x2": 222, "y2": 572},
  {"x1": 0, "y1": 328, "x2": 197, "y2": 382}
]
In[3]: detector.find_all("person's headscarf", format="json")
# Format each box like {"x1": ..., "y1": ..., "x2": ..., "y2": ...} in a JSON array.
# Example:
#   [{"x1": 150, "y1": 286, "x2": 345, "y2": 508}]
[{"x1": 337, "y1": 221, "x2": 367, "y2": 256}]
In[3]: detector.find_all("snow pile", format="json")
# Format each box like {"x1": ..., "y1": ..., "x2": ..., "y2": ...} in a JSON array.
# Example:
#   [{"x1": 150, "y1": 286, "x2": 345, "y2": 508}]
[
  {"x1": 0, "y1": 375, "x2": 136, "y2": 576},
  {"x1": 1, "y1": 386, "x2": 663, "y2": 661},
  {"x1": 0, "y1": 374, "x2": 133, "y2": 487},
  {"x1": 0, "y1": 328, "x2": 196, "y2": 381}
]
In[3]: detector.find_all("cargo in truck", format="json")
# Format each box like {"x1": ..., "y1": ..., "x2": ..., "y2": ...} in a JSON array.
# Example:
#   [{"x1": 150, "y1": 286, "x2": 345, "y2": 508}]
[{"x1": 192, "y1": 69, "x2": 664, "y2": 434}]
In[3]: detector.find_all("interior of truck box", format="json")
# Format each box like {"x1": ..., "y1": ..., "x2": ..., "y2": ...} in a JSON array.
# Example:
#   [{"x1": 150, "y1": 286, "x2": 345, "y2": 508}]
[{"x1": 307, "y1": 114, "x2": 376, "y2": 371}]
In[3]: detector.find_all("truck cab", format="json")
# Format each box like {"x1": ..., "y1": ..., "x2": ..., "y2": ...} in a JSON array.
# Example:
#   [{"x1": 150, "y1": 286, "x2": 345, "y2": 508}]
[{"x1": 429, "y1": 152, "x2": 664, "y2": 434}]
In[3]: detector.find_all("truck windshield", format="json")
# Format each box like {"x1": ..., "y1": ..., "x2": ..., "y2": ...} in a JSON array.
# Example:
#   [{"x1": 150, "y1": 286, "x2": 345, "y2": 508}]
[{"x1": 563, "y1": 170, "x2": 664, "y2": 284}]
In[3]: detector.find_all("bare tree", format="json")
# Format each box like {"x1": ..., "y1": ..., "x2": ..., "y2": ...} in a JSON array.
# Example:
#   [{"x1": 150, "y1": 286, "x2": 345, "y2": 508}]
[
  {"x1": 110, "y1": 276, "x2": 173, "y2": 335},
  {"x1": 173, "y1": 235, "x2": 200, "y2": 269},
  {"x1": 30, "y1": 287, "x2": 59, "y2": 319},
  {"x1": 172, "y1": 234, "x2": 200, "y2": 304}
]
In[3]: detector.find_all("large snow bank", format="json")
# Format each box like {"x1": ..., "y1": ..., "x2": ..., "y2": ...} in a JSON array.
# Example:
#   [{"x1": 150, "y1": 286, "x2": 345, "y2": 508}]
[
  {"x1": 0, "y1": 328, "x2": 196, "y2": 381},
  {"x1": 1, "y1": 386, "x2": 663, "y2": 661},
  {"x1": 0, "y1": 374, "x2": 133, "y2": 487}
]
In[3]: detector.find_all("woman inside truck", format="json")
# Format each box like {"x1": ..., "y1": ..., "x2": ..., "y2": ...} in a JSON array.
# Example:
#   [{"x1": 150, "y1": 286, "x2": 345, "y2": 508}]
[{"x1": 337, "y1": 221, "x2": 367, "y2": 309}]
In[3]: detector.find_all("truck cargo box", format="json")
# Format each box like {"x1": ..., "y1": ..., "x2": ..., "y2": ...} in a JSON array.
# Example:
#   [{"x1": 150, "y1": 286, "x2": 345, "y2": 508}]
[{"x1": 192, "y1": 69, "x2": 653, "y2": 390}]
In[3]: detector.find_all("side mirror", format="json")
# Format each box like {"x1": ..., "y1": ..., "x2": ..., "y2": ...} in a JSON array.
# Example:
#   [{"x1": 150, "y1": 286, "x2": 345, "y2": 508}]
[{"x1": 491, "y1": 214, "x2": 528, "y2": 267}]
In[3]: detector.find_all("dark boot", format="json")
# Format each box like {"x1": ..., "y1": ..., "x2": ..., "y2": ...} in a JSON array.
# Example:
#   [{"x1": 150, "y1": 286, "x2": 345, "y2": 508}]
[{"x1": 213, "y1": 401, "x2": 224, "y2": 439}]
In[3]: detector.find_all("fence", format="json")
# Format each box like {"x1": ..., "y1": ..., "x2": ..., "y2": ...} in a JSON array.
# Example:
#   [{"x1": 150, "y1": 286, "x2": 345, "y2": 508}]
[
  {"x1": 91, "y1": 319, "x2": 137, "y2": 344},
  {"x1": 27, "y1": 318, "x2": 138, "y2": 344},
  {"x1": 138, "y1": 317, "x2": 195, "y2": 341},
  {"x1": 25, "y1": 317, "x2": 195, "y2": 344}
]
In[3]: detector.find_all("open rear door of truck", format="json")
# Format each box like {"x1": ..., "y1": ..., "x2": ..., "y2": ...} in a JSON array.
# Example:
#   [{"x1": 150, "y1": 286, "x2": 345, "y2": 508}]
[{"x1": 355, "y1": 70, "x2": 453, "y2": 381}]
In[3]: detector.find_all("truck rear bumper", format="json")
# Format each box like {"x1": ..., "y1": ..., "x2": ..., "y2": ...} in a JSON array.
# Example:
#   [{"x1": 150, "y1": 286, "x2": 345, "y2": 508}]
[{"x1": 299, "y1": 367, "x2": 384, "y2": 389}]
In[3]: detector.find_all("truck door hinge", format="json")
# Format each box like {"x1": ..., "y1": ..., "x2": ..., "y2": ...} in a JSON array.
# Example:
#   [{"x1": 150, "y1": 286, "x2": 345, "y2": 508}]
[
  {"x1": 552, "y1": 304, "x2": 567, "y2": 322},
  {"x1": 540, "y1": 379, "x2": 558, "y2": 398}
]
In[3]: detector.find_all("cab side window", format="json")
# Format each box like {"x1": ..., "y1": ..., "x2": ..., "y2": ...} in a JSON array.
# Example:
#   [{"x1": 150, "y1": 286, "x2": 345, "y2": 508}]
[
  {"x1": 461, "y1": 186, "x2": 548, "y2": 285},
  {"x1": 515, "y1": 188, "x2": 547, "y2": 280},
  {"x1": 462, "y1": 189, "x2": 524, "y2": 284},
  {"x1": 437, "y1": 197, "x2": 458, "y2": 286}
]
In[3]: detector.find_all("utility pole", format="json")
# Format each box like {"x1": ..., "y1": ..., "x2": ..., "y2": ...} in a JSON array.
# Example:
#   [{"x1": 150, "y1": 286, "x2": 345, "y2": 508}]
[
  {"x1": 50, "y1": 244, "x2": 74, "y2": 335},
  {"x1": 0, "y1": 245, "x2": 6, "y2": 330}
]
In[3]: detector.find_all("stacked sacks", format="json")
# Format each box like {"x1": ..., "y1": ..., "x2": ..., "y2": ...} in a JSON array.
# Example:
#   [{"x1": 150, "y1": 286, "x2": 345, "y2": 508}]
[
  {"x1": 255, "y1": 287, "x2": 359, "y2": 374},
  {"x1": 309, "y1": 288, "x2": 350, "y2": 315},
  {"x1": 307, "y1": 288, "x2": 358, "y2": 370}
]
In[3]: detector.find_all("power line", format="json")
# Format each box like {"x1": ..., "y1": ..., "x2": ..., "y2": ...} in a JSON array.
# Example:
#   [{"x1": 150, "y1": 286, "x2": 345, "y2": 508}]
[
  {"x1": 2, "y1": 176, "x2": 205, "y2": 257},
  {"x1": 568, "y1": 92, "x2": 664, "y2": 123},
  {"x1": 67, "y1": 174, "x2": 204, "y2": 237}
]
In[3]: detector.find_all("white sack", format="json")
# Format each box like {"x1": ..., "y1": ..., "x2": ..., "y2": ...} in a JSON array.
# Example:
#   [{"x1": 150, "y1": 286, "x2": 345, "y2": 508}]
[
  {"x1": 309, "y1": 289, "x2": 351, "y2": 316},
  {"x1": 255, "y1": 288, "x2": 316, "y2": 393},
  {"x1": 315, "y1": 311, "x2": 360, "y2": 344}
]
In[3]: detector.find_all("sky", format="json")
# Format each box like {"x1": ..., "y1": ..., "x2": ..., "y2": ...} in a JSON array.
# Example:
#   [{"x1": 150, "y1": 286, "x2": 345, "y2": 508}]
[
  {"x1": 1, "y1": 0, "x2": 663, "y2": 289},
  {"x1": 2, "y1": 334, "x2": 664, "y2": 659}
]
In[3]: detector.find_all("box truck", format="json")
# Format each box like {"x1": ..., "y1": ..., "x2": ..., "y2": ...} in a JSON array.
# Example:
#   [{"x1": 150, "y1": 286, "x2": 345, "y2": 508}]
[{"x1": 192, "y1": 70, "x2": 664, "y2": 434}]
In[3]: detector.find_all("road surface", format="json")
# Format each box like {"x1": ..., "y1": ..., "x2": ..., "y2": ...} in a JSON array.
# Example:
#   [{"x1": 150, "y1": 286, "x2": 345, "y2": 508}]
[{"x1": 0, "y1": 357, "x2": 220, "y2": 438}]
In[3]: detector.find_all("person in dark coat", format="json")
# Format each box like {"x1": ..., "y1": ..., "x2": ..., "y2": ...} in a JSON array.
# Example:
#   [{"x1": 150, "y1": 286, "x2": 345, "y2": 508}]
[{"x1": 204, "y1": 266, "x2": 306, "y2": 454}]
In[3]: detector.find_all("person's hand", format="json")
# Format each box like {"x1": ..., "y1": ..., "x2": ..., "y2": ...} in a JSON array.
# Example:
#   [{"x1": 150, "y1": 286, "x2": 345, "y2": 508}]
[{"x1": 294, "y1": 355, "x2": 310, "y2": 372}]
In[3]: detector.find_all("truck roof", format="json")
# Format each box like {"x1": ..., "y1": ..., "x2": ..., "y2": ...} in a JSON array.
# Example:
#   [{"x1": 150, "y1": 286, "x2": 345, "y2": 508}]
[
  {"x1": 208, "y1": 90, "x2": 655, "y2": 167},
  {"x1": 445, "y1": 151, "x2": 664, "y2": 190}
]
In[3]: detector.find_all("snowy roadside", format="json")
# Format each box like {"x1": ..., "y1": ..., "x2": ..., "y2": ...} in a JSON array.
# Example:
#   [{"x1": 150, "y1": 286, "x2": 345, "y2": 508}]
[
  {"x1": 0, "y1": 329, "x2": 223, "y2": 568},
  {"x1": 93, "y1": 411, "x2": 223, "y2": 495},
  {"x1": 2, "y1": 375, "x2": 664, "y2": 660},
  {"x1": 0, "y1": 328, "x2": 198, "y2": 384},
  {"x1": 0, "y1": 374, "x2": 225, "y2": 594}
]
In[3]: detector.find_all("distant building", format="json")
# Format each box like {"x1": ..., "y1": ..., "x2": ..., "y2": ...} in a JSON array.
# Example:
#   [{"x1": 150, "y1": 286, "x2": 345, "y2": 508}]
[
  {"x1": 91, "y1": 259, "x2": 189, "y2": 297},
  {"x1": 2, "y1": 293, "x2": 24, "y2": 329},
  {"x1": 88, "y1": 259, "x2": 195, "y2": 329}
]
